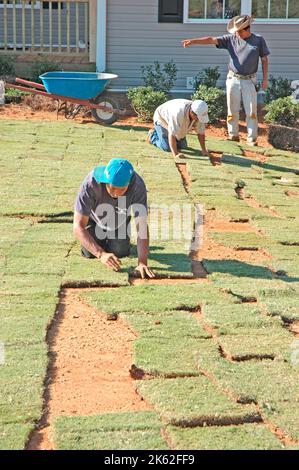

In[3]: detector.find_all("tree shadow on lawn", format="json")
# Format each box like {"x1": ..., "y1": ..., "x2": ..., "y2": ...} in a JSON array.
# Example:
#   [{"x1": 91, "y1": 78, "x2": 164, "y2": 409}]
[
  {"x1": 222, "y1": 155, "x2": 297, "y2": 175},
  {"x1": 203, "y1": 259, "x2": 299, "y2": 283}
]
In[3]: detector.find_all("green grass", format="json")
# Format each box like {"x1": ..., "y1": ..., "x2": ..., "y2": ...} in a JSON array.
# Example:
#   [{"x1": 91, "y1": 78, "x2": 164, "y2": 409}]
[
  {"x1": 137, "y1": 377, "x2": 260, "y2": 426},
  {"x1": 0, "y1": 119, "x2": 298, "y2": 449},
  {"x1": 54, "y1": 412, "x2": 169, "y2": 450},
  {"x1": 80, "y1": 283, "x2": 216, "y2": 316},
  {"x1": 167, "y1": 423, "x2": 284, "y2": 450}
]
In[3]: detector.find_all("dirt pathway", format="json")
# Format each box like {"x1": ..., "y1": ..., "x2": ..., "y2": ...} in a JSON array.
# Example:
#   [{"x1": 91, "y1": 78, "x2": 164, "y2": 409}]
[{"x1": 27, "y1": 288, "x2": 151, "y2": 450}]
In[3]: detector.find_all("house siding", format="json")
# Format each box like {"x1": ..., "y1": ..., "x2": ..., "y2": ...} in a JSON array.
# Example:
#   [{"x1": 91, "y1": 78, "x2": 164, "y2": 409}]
[{"x1": 106, "y1": 0, "x2": 299, "y2": 90}]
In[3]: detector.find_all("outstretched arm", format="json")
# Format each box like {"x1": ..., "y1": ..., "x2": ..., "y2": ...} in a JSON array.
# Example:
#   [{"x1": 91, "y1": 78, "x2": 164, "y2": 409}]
[{"x1": 182, "y1": 37, "x2": 219, "y2": 48}]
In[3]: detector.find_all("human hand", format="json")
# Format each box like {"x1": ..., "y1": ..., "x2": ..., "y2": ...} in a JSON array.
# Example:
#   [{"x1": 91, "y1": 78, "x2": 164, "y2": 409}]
[
  {"x1": 134, "y1": 263, "x2": 155, "y2": 279},
  {"x1": 100, "y1": 252, "x2": 121, "y2": 271},
  {"x1": 261, "y1": 79, "x2": 268, "y2": 90},
  {"x1": 201, "y1": 149, "x2": 210, "y2": 157},
  {"x1": 182, "y1": 39, "x2": 192, "y2": 48}
]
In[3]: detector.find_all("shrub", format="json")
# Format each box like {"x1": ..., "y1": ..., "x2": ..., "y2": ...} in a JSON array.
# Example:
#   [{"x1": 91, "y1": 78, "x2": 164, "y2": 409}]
[
  {"x1": 193, "y1": 66, "x2": 220, "y2": 89},
  {"x1": 0, "y1": 56, "x2": 15, "y2": 76},
  {"x1": 264, "y1": 96, "x2": 299, "y2": 127},
  {"x1": 141, "y1": 61, "x2": 177, "y2": 93},
  {"x1": 5, "y1": 88, "x2": 28, "y2": 104},
  {"x1": 127, "y1": 86, "x2": 168, "y2": 122},
  {"x1": 192, "y1": 84, "x2": 226, "y2": 123},
  {"x1": 264, "y1": 75, "x2": 293, "y2": 104},
  {"x1": 27, "y1": 61, "x2": 61, "y2": 83}
]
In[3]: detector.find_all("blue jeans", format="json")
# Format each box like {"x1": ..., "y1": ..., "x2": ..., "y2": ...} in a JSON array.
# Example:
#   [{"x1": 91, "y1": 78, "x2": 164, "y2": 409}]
[{"x1": 150, "y1": 123, "x2": 187, "y2": 152}]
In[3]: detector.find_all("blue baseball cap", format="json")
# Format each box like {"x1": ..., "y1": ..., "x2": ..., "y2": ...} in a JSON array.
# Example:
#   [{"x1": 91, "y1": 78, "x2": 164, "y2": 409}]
[{"x1": 93, "y1": 158, "x2": 134, "y2": 187}]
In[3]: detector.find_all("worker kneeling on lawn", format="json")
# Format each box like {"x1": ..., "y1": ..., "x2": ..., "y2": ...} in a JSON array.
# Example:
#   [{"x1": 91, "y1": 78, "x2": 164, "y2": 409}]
[
  {"x1": 148, "y1": 98, "x2": 209, "y2": 158},
  {"x1": 73, "y1": 158, "x2": 155, "y2": 279}
]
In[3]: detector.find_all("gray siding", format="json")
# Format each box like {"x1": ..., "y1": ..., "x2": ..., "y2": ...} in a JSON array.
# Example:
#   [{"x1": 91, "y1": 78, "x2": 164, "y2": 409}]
[{"x1": 106, "y1": 0, "x2": 299, "y2": 90}]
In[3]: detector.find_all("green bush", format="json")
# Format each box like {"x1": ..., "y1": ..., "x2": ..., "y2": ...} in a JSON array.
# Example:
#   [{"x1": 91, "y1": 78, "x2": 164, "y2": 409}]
[
  {"x1": 5, "y1": 88, "x2": 28, "y2": 104},
  {"x1": 27, "y1": 61, "x2": 61, "y2": 84},
  {"x1": 0, "y1": 56, "x2": 15, "y2": 76},
  {"x1": 264, "y1": 96, "x2": 299, "y2": 127},
  {"x1": 141, "y1": 61, "x2": 177, "y2": 93},
  {"x1": 264, "y1": 75, "x2": 293, "y2": 104},
  {"x1": 127, "y1": 86, "x2": 168, "y2": 122},
  {"x1": 193, "y1": 66, "x2": 220, "y2": 89},
  {"x1": 192, "y1": 84, "x2": 226, "y2": 123}
]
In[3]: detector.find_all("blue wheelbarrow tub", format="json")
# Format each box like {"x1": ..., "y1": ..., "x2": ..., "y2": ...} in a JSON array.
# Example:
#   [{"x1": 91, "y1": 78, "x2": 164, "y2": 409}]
[{"x1": 39, "y1": 72, "x2": 118, "y2": 100}]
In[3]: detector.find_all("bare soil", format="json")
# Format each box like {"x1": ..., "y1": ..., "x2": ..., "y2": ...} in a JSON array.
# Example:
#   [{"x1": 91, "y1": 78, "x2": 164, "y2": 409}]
[
  {"x1": 0, "y1": 100, "x2": 272, "y2": 149},
  {"x1": 27, "y1": 288, "x2": 151, "y2": 451}
]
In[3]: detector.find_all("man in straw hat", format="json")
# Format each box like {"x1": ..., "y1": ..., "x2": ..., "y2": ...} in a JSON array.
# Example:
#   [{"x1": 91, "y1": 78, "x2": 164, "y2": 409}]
[{"x1": 182, "y1": 15, "x2": 270, "y2": 146}]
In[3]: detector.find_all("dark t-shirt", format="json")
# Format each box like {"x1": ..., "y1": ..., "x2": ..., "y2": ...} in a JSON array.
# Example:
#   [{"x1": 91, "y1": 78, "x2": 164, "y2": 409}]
[
  {"x1": 74, "y1": 169, "x2": 147, "y2": 231},
  {"x1": 216, "y1": 33, "x2": 270, "y2": 76}
]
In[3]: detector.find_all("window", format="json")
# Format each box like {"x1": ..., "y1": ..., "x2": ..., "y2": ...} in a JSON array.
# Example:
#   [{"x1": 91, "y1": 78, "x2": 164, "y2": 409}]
[
  {"x1": 252, "y1": 0, "x2": 299, "y2": 20},
  {"x1": 184, "y1": 0, "x2": 299, "y2": 22},
  {"x1": 158, "y1": 0, "x2": 184, "y2": 23},
  {"x1": 0, "y1": 1, "x2": 41, "y2": 8},
  {"x1": 186, "y1": 0, "x2": 241, "y2": 21}
]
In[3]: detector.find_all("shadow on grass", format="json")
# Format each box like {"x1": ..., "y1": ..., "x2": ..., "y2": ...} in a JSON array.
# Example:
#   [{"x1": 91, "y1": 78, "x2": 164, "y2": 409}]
[
  {"x1": 124, "y1": 245, "x2": 191, "y2": 274},
  {"x1": 203, "y1": 259, "x2": 299, "y2": 282},
  {"x1": 222, "y1": 155, "x2": 297, "y2": 175},
  {"x1": 148, "y1": 248, "x2": 190, "y2": 274}
]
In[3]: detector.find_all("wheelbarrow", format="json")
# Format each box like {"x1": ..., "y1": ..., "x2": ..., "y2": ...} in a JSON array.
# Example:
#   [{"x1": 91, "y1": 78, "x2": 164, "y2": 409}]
[{"x1": 5, "y1": 71, "x2": 126, "y2": 124}]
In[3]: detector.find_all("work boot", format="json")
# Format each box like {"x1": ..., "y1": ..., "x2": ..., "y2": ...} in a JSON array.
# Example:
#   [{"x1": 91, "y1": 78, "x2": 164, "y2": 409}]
[{"x1": 147, "y1": 128, "x2": 154, "y2": 144}]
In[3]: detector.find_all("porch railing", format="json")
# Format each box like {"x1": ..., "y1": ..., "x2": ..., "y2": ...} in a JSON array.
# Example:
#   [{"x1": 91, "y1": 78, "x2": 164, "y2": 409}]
[{"x1": 0, "y1": 0, "x2": 96, "y2": 60}]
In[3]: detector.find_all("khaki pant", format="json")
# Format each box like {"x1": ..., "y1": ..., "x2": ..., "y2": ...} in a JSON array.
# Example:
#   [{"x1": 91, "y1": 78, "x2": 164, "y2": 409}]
[{"x1": 226, "y1": 73, "x2": 258, "y2": 143}]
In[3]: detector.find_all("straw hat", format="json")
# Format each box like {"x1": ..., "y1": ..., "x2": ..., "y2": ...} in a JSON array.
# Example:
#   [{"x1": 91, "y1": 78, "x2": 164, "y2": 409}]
[{"x1": 227, "y1": 15, "x2": 254, "y2": 34}]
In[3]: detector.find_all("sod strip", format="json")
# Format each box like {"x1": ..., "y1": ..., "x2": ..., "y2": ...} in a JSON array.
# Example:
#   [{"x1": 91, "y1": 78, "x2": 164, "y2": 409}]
[
  {"x1": 167, "y1": 423, "x2": 284, "y2": 450},
  {"x1": 79, "y1": 282, "x2": 219, "y2": 317},
  {"x1": 137, "y1": 377, "x2": 260, "y2": 427},
  {"x1": 54, "y1": 412, "x2": 169, "y2": 450},
  {"x1": 196, "y1": 340, "x2": 299, "y2": 441}
]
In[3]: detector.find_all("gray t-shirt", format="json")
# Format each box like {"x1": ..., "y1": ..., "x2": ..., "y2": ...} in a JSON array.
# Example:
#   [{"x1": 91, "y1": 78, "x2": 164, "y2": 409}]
[
  {"x1": 74, "y1": 169, "x2": 147, "y2": 231},
  {"x1": 216, "y1": 33, "x2": 270, "y2": 76}
]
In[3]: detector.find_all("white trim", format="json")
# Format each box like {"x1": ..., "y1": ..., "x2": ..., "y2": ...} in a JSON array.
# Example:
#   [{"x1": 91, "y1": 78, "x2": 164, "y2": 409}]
[
  {"x1": 184, "y1": 0, "x2": 242, "y2": 23},
  {"x1": 96, "y1": 0, "x2": 106, "y2": 72},
  {"x1": 242, "y1": 0, "x2": 251, "y2": 15},
  {"x1": 183, "y1": 0, "x2": 299, "y2": 23}
]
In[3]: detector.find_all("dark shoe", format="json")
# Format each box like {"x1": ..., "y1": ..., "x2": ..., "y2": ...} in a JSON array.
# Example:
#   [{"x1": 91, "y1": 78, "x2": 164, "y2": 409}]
[{"x1": 227, "y1": 136, "x2": 240, "y2": 142}]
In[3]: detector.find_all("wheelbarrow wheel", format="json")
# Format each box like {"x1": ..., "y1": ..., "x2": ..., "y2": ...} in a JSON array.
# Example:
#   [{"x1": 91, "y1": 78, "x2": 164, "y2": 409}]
[{"x1": 91, "y1": 96, "x2": 119, "y2": 125}]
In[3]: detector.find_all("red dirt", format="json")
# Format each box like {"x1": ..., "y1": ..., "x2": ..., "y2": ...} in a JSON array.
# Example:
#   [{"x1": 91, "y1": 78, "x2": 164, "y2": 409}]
[
  {"x1": 209, "y1": 151, "x2": 223, "y2": 166},
  {"x1": 244, "y1": 195, "x2": 283, "y2": 218},
  {"x1": 204, "y1": 209, "x2": 256, "y2": 233},
  {"x1": 242, "y1": 149, "x2": 267, "y2": 163},
  {"x1": 285, "y1": 190, "x2": 299, "y2": 198},
  {"x1": 0, "y1": 101, "x2": 272, "y2": 148},
  {"x1": 193, "y1": 209, "x2": 272, "y2": 264},
  {"x1": 175, "y1": 162, "x2": 192, "y2": 190},
  {"x1": 289, "y1": 321, "x2": 299, "y2": 338},
  {"x1": 114, "y1": 116, "x2": 272, "y2": 149},
  {"x1": 27, "y1": 288, "x2": 151, "y2": 451}
]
